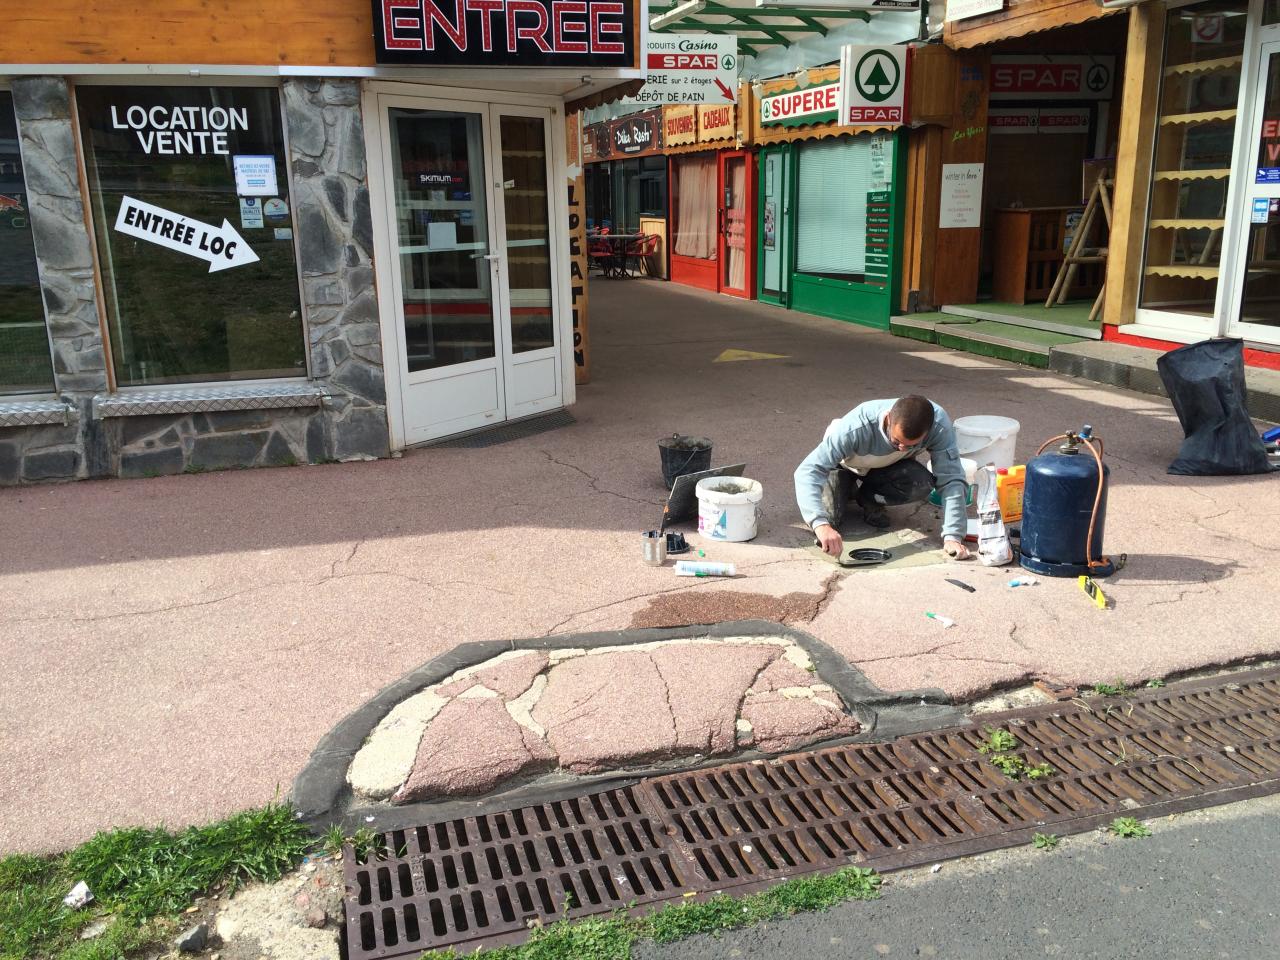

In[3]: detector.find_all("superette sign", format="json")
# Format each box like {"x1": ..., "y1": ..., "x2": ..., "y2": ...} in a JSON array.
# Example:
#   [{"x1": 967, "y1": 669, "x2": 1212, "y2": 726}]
[
  {"x1": 637, "y1": 35, "x2": 738, "y2": 104},
  {"x1": 374, "y1": 0, "x2": 638, "y2": 66},
  {"x1": 837, "y1": 44, "x2": 908, "y2": 126},
  {"x1": 760, "y1": 82, "x2": 839, "y2": 126}
]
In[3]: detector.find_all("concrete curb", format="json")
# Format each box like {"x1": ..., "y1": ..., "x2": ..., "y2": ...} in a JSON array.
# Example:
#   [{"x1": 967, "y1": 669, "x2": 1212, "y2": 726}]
[{"x1": 290, "y1": 620, "x2": 966, "y2": 833}]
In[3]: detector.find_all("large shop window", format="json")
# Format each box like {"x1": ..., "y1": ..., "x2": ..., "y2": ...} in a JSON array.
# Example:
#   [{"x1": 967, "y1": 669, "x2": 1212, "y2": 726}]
[
  {"x1": 796, "y1": 134, "x2": 894, "y2": 281},
  {"x1": 77, "y1": 87, "x2": 305, "y2": 387},
  {"x1": 0, "y1": 91, "x2": 55, "y2": 395},
  {"x1": 672, "y1": 155, "x2": 716, "y2": 259},
  {"x1": 1139, "y1": 0, "x2": 1247, "y2": 319}
]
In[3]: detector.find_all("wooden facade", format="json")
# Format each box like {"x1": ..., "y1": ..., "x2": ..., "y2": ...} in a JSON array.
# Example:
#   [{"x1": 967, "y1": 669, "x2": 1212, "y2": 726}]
[
  {"x1": 945, "y1": 0, "x2": 1122, "y2": 51},
  {"x1": 4, "y1": 0, "x2": 644, "y2": 69}
]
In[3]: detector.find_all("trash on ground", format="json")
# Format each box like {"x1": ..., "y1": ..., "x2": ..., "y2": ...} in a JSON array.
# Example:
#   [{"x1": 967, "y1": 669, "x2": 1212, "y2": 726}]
[
  {"x1": 925, "y1": 612, "x2": 956, "y2": 628},
  {"x1": 930, "y1": 863, "x2": 943, "y2": 873},
  {"x1": 1008, "y1": 576, "x2": 1039, "y2": 587},
  {"x1": 63, "y1": 881, "x2": 93, "y2": 909}
]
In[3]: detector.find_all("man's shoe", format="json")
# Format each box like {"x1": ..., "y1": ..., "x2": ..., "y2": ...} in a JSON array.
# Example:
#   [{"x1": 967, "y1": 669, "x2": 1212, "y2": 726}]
[{"x1": 861, "y1": 501, "x2": 891, "y2": 528}]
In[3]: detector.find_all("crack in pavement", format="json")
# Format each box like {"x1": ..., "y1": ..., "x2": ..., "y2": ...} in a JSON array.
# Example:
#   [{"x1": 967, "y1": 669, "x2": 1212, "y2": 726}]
[
  {"x1": 1, "y1": 563, "x2": 518, "y2": 627},
  {"x1": 538, "y1": 450, "x2": 663, "y2": 507},
  {"x1": 810, "y1": 571, "x2": 843, "y2": 622},
  {"x1": 540, "y1": 578, "x2": 727, "y2": 636}
]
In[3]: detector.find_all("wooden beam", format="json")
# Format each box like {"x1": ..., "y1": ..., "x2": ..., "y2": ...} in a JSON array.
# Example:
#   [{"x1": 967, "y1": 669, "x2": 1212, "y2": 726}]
[
  {"x1": 1103, "y1": 4, "x2": 1163, "y2": 329},
  {"x1": 703, "y1": 2, "x2": 868, "y2": 17}
]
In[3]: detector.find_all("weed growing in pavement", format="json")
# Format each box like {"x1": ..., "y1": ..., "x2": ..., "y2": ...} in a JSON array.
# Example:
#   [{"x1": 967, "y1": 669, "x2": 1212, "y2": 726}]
[
  {"x1": 977, "y1": 727, "x2": 1056, "y2": 782},
  {"x1": 320, "y1": 824, "x2": 347, "y2": 858},
  {"x1": 1032, "y1": 833, "x2": 1060, "y2": 851},
  {"x1": 978, "y1": 727, "x2": 1019, "y2": 755},
  {"x1": 1146, "y1": 678, "x2": 1166, "y2": 689},
  {"x1": 348, "y1": 826, "x2": 388, "y2": 862},
  {"x1": 419, "y1": 867, "x2": 883, "y2": 960},
  {"x1": 0, "y1": 802, "x2": 313, "y2": 960},
  {"x1": 1108, "y1": 817, "x2": 1152, "y2": 839},
  {"x1": 1092, "y1": 680, "x2": 1131, "y2": 697}
]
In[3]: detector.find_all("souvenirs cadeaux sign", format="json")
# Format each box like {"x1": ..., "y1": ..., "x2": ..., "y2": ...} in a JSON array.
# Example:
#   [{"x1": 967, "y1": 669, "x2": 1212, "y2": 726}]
[{"x1": 374, "y1": 0, "x2": 638, "y2": 66}]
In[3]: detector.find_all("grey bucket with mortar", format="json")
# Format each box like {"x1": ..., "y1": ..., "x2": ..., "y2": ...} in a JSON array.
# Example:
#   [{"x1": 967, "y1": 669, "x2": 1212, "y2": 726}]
[{"x1": 658, "y1": 434, "x2": 713, "y2": 489}]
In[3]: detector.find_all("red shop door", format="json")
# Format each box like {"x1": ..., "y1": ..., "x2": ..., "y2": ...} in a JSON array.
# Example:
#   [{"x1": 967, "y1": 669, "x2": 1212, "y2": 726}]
[{"x1": 717, "y1": 150, "x2": 754, "y2": 299}]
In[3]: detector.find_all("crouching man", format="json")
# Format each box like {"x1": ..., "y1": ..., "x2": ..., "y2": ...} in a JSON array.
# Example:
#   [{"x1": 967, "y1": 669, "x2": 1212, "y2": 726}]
[{"x1": 794, "y1": 395, "x2": 971, "y2": 560}]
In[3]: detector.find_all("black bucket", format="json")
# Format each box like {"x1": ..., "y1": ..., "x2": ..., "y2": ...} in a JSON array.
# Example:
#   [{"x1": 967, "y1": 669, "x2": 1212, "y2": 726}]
[{"x1": 658, "y1": 434, "x2": 713, "y2": 489}]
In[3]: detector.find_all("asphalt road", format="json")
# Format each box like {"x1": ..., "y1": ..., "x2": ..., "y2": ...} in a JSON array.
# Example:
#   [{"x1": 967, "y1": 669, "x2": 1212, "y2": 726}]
[{"x1": 637, "y1": 794, "x2": 1280, "y2": 960}]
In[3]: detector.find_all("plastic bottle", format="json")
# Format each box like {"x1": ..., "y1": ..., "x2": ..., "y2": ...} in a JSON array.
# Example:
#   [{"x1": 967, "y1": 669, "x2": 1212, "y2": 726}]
[
  {"x1": 995, "y1": 465, "x2": 1026, "y2": 522},
  {"x1": 975, "y1": 463, "x2": 1013, "y2": 567},
  {"x1": 674, "y1": 561, "x2": 737, "y2": 577}
]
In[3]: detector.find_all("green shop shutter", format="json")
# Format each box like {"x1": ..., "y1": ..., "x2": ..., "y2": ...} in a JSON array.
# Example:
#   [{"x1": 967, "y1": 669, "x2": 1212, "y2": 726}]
[{"x1": 795, "y1": 134, "x2": 894, "y2": 278}]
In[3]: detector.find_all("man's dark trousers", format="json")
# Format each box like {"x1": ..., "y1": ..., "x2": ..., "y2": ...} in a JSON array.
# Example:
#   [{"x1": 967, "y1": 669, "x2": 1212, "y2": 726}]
[{"x1": 823, "y1": 459, "x2": 934, "y2": 526}]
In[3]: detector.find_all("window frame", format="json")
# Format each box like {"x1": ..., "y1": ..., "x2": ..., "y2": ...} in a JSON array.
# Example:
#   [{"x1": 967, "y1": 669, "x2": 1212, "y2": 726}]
[
  {"x1": 70, "y1": 77, "x2": 314, "y2": 392},
  {"x1": 0, "y1": 82, "x2": 60, "y2": 400}
]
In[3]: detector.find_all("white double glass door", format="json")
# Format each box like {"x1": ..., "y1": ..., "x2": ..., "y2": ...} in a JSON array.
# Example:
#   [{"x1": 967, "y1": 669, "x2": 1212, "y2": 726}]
[
  {"x1": 377, "y1": 94, "x2": 562, "y2": 444},
  {"x1": 1229, "y1": 38, "x2": 1280, "y2": 338}
]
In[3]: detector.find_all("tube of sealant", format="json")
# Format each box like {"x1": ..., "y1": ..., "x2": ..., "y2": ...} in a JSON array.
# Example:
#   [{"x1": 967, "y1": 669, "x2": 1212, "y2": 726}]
[
  {"x1": 674, "y1": 561, "x2": 737, "y2": 577},
  {"x1": 924, "y1": 611, "x2": 956, "y2": 628}
]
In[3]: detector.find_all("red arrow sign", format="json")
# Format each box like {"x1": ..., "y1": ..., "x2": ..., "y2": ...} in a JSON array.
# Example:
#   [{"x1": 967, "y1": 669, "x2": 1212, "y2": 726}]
[{"x1": 714, "y1": 77, "x2": 734, "y2": 101}]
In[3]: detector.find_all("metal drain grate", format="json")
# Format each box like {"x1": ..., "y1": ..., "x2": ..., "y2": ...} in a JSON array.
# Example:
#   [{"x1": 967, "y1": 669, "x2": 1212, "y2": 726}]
[
  {"x1": 342, "y1": 668, "x2": 1280, "y2": 959},
  {"x1": 342, "y1": 786, "x2": 700, "y2": 957},
  {"x1": 426, "y1": 410, "x2": 576, "y2": 448}
]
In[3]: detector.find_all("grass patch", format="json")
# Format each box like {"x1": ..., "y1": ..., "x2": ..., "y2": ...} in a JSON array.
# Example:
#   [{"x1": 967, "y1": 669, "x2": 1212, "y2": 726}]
[
  {"x1": 420, "y1": 866, "x2": 882, "y2": 960},
  {"x1": 1031, "y1": 833, "x2": 1060, "y2": 851},
  {"x1": 1, "y1": 803, "x2": 313, "y2": 960}
]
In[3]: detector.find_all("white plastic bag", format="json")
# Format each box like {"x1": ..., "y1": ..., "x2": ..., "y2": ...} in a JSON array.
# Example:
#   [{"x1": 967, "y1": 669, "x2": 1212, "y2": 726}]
[{"x1": 975, "y1": 463, "x2": 1013, "y2": 567}]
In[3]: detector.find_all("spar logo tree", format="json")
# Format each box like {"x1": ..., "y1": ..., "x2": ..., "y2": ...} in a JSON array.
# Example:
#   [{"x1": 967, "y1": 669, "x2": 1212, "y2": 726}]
[{"x1": 855, "y1": 50, "x2": 900, "y2": 104}]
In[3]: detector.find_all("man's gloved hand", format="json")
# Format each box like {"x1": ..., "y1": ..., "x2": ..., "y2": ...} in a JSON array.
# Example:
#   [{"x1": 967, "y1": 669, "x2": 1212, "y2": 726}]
[
  {"x1": 944, "y1": 537, "x2": 971, "y2": 561},
  {"x1": 814, "y1": 523, "x2": 843, "y2": 557}
]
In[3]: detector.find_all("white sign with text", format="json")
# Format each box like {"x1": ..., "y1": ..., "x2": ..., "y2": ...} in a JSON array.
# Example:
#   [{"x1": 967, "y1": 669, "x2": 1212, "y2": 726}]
[
  {"x1": 638, "y1": 35, "x2": 738, "y2": 104},
  {"x1": 939, "y1": 163, "x2": 984, "y2": 229},
  {"x1": 115, "y1": 196, "x2": 260, "y2": 272},
  {"x1": 837, "y1": 44, "x2": 908, "y2": 126}
]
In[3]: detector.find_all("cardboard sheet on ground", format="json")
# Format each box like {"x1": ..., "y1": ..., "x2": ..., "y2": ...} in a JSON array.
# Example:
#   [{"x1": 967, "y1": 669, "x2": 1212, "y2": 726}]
[
  {"x1": 804, "y1": 530, "x2": 946, "y2": 572},
  {"x1": 663, "y1": 463, "x2": 748, "y2": 524}
]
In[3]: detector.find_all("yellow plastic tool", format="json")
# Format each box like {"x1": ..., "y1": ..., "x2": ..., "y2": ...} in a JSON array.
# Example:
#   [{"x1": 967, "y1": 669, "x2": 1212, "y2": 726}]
[{"x1": 1078, "y1": 575, "x2": 1108, "y2": 610}]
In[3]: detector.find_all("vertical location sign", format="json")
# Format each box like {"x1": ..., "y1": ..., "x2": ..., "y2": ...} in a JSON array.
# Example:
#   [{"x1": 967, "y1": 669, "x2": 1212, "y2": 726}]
[{"x1": 837, "y1": 44, "x2": 908, "y2": 126}]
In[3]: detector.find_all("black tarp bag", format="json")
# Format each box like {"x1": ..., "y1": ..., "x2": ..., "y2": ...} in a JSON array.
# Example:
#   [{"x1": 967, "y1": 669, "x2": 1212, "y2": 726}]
[{"x1": 1156, "y1": 338, "x2": 1275, "y2": 476}]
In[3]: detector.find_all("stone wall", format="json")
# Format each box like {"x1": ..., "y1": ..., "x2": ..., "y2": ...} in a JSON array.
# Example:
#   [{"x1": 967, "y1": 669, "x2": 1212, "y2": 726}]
[
  {"x1": 284, "y1": 79, "x2": 389, "y2": 461},
  {"x1": 1, "y1": 76, "x2": 392, "y2": 485}
]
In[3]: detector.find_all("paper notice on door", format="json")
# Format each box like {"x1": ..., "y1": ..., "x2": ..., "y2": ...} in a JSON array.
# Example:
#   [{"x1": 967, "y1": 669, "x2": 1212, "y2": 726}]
[{"x1": 428, "y1": 221, "x2": 458, "y2": 249}]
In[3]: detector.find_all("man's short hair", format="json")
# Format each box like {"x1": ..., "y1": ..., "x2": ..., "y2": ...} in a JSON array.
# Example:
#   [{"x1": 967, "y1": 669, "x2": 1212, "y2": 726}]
[{"x1": 888, "y1": 395, "x2": 935, "y2": 441}]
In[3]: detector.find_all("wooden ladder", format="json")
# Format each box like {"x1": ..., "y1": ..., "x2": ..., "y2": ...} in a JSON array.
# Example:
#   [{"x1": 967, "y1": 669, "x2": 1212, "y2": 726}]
[{"x1": 1045, "y1": 175, "x2": 1113, "y2": 322}]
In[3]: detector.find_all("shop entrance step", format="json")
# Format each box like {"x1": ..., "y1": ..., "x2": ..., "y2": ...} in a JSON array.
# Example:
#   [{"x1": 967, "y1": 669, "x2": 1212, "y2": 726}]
[
  {"x1": 339, "y1": 666, "x2": 1280, "y2": 959},
  {"x1": 940, "y1": 301, "x2": 1103, "y2": 340},
  {"x1": 890, "y1": 315, "x2": 1087, "y2": 369}
]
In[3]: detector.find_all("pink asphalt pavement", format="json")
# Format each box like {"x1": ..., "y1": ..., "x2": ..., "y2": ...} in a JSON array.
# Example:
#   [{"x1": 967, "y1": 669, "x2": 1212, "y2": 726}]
[{"x1": 2, "y1": 281, "x2": 1276, "y2": 853}]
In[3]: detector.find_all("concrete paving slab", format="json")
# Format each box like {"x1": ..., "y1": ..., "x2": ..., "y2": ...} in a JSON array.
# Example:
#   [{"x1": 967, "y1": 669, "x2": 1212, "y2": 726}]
[{"x1": 1, "y1": 279, "x2": 1278, "y2": 853}]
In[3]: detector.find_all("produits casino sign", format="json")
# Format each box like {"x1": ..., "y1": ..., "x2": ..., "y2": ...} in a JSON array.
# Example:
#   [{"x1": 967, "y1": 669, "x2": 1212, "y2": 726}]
[{"x1": 374, "y1": 0, "x2": 639, "y2": 67}]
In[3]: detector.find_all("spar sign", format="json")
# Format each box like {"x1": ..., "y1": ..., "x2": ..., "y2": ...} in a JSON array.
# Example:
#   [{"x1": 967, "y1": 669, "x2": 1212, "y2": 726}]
[
  {"x1": 837, "y1": 44, "x2": 908, "y2": 126},
  {"x1": 638, "y1": 35, "x2": 738, "y2": 104},
  {"x1": 760, "y1": 82, "x2": 839, "y2": 126}
]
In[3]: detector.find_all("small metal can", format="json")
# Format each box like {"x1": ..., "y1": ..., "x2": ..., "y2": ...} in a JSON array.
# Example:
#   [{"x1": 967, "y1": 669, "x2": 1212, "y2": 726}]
[{"x1": 642, "y1": 530, "x2": 667, "y2": 566}]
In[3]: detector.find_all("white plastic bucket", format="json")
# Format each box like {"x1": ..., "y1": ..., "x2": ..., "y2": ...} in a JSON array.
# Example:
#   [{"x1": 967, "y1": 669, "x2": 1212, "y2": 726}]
[
  {"x1": 696, "y1": 476, "x2": 763, "y2": 542},
  {"x1": 954, "y1": 416, "x2": 1021, "y2": 470}
]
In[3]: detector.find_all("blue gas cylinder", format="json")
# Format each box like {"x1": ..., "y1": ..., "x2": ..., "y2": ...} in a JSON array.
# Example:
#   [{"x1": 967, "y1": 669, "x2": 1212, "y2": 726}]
[{"x1": 1019, "y1": 426, "x2": 1114, "y2": 578}]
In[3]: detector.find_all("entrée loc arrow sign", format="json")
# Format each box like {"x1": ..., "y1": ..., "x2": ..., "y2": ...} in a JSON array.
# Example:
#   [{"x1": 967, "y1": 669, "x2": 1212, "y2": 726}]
[{"x1": 114, "y1": 196, "x2": 260, "y2": 273}]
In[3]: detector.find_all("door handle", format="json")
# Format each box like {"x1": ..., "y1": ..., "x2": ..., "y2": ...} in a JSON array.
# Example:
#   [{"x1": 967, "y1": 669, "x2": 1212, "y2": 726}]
[{"x1": 471, "y1": 253, "x2": 501, "y2": 261}]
